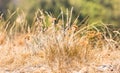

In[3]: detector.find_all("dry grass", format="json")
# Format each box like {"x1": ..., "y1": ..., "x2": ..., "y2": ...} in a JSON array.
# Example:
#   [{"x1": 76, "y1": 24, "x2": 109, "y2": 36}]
[{"x1": 0, "y1": 9, "x2": 120, "y2": 73}]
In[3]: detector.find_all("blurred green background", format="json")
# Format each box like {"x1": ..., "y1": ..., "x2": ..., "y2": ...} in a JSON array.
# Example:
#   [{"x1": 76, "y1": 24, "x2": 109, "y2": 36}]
[{"x1": 0, "y1": 0, "x2": 120, "y2": 26}]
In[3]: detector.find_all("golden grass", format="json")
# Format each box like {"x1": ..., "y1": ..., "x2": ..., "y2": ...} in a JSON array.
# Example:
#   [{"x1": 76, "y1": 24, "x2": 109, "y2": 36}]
[{"x1": 0, "y1": 9, "x2": 120, "y2": 73}]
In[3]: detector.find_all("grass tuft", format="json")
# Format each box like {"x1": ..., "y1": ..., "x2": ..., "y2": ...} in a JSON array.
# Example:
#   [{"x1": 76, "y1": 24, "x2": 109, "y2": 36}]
[{"x1": 0, "y1": 9, "x2": 120, "y2": 73}]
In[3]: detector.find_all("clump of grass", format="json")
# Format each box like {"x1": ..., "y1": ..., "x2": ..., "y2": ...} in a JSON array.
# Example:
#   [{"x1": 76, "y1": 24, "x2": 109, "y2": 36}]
[
  {"x1": 29, "y1": 9, "x2": 120, "y2": 72},
  {"x1": 0, "y1": 9, "x2": 120, "y2": 73}
]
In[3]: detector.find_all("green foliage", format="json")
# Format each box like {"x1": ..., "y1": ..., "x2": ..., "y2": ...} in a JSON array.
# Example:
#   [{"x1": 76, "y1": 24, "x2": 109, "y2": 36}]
[
  {"x1": 0, "y1": 0, "x2": 119, "y2": 26},
  {"x1": 75, "y1": 0, "x2": 119, "y2": 25}
]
